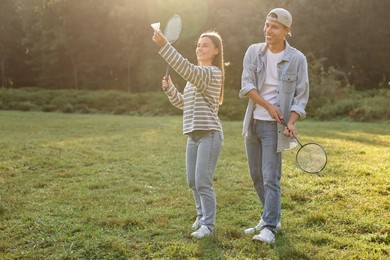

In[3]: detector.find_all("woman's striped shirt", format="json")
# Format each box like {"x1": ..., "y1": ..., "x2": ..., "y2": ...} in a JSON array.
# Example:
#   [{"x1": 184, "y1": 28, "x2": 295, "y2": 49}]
[{"x1": 159, "y1": 43, "x2": 223, "y2": 135}]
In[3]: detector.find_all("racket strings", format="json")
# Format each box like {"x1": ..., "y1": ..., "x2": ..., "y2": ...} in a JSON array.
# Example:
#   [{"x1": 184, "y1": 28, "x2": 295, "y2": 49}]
[
  {"x1": 164, "y1": 14, "x2": 182, "y2": 43},
  {"x1": 296, "y1": 143, "x2": 327, "y2": 173}
]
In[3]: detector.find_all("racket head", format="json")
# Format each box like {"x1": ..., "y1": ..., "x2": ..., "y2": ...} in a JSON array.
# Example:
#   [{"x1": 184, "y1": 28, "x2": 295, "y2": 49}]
[
  {"x1": 164, "y1": 14, "x2": 182, "y2": 44},
  {"x1": 296, "y1": 142, "x2": 327, "y2": 174}
]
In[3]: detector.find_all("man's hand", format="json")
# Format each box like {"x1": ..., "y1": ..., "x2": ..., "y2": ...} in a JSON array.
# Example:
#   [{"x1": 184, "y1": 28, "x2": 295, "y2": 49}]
[
  {"x1": 265, "y1": 104, "x2": 282, "y2": 124},
  {"x1": 283, "y1": 112, "x2": 300, "y2": 138},
  {"x1": 246, "y1": 90, "x2": 282, "y2": 123},
  {"x1": 283, "y1": 122, "x2": 297, "y2": 138}
]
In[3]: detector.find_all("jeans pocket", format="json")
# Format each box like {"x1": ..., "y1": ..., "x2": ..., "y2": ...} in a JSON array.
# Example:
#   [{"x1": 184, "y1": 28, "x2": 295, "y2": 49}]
[{"x1": 217, "y1": 132, "x2": 224, "y2": 147}]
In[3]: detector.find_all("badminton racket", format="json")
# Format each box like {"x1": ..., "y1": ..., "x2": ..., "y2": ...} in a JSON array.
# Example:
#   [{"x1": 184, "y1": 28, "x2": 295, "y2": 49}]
[
  {"x1": 281, "y1": 119, "x2": 327, "y2": 174},
  {"x1": 163, "y1": 14, "x2": 182, "y2": 77}
]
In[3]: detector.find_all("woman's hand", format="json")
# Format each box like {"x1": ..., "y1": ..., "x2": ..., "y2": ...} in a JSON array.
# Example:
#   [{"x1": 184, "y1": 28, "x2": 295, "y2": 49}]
[
  {"x1": 152, "y1": 30, "x2": 168, "y2": 48},
  {"x1": 162, "y1": 75, "x2": 173, "y2": 91}
]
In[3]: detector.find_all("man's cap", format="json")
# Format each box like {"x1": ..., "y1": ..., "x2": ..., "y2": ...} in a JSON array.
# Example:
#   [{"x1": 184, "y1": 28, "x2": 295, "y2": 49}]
[{"x1": 266, "y1": 8, "x2": 292, "y2": 35}]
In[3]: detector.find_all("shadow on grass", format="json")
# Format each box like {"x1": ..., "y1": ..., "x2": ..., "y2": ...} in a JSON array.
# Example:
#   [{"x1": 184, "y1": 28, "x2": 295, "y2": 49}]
[
  {"x1": 274, "y1": 231, "x2": 311, "y2": 259},
  {"x1": 300, "y1": 121, "x2": 390, "y2": 147},
  {"x1": 198, "y1": 235, "x2": 226, "y2": 259},
  {"x1": 195, "y1": 231, "x2": 311, "y2": 259}
]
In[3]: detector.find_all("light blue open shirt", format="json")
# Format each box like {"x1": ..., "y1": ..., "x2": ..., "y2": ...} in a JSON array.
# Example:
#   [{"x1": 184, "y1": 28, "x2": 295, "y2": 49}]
[{"x1": 240, "y1": 41, "x2": 309, "y2": 152}]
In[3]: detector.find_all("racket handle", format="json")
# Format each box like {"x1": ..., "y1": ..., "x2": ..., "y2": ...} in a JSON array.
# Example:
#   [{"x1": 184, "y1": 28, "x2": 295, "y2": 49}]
[
  {"x1": 280, "y1": 118, "x2": 303, "y2": 146},
  {"x1": 165, "y1": 65, "x2": 170, "y2": 78}
]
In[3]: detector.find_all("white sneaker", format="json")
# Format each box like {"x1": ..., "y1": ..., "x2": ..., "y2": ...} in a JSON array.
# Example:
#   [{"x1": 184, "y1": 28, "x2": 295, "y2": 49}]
[
  {"x1": 252, "y1": 228, "x2": 275, "y2": 244},
  {"x1": 192, "y1": 217, "x2": 201, "y2": 230},
  {"x1": 244, "y1": 219, "x2": 282, "y2": 234},
  {"x1": 191, "y1": 225, "x2": 212, "y2": 239}
]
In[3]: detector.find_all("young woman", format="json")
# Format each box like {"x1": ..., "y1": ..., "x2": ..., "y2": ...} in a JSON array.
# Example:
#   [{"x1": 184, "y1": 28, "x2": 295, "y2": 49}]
[{"x1": 152, "y1": 30, "x2": 225, "y2": 238}]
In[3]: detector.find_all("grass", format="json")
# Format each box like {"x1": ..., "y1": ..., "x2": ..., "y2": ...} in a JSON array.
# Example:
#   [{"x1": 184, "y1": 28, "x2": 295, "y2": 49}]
[{"x1": 0, "y1": 111, "x2": 389, "y2": 259}]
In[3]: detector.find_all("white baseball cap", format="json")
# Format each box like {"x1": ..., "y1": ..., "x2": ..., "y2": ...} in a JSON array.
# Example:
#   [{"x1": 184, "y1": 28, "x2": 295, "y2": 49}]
[{"x1": 267, "y1": 8, "x2": 292, "y2": 36}]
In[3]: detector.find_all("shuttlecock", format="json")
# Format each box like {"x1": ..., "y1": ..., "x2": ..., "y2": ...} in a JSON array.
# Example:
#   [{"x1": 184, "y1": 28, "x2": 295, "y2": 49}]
[{"x1": 151, "y1": 22, "x2": 160, "y2": 30}]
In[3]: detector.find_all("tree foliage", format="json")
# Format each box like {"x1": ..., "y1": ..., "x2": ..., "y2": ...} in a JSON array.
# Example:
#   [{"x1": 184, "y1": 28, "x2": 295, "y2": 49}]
[{"x1": 1, "y1": 0, "x2": 389, "y2": 91}]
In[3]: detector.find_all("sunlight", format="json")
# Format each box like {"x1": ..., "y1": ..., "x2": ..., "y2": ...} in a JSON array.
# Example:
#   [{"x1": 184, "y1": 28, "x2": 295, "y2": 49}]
[{"x1": 145, "y1": 0, "x2": 209, "y2": 40}]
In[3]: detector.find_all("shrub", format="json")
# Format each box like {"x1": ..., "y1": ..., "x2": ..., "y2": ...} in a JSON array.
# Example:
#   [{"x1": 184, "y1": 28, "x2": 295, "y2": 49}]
[
  {"x1": 315, "y1": 98, "x2": 355, "y2": 120},
  {"x1": 42, "y1": 104, "x2": 57, "y2": 112},
  {"x1": 14, "y1": 101, "x2": 36, "y2": 111},
  {"x1": 350, "y1": 93, "x2": 390, "y2": 121},
  {"x1": 61, "y1": 103, "x2": 74, "y2": 113},
  {"x1": 314, "y1": 88, "x2": 390, "y2": 121},
  {"x1": 306, "y1": 53, "x2": 352, "y2": 119},
  {"x1": 219, "y1": 89, "x2": 247, "y2": 121},
  {"x1": 0, "y1": 87, "x2": 388, "y2": 121}
]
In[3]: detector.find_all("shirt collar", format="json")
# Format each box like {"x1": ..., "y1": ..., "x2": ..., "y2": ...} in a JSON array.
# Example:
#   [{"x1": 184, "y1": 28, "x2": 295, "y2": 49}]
[{"x1": 259, "y1": 40, "x2": 292, "y2": 62}]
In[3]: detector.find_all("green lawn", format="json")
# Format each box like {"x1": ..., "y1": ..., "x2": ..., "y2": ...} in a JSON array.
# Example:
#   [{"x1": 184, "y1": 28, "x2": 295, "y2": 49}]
[{"x1": 0, "y1": 111, "x2": 389, "y2": 259}]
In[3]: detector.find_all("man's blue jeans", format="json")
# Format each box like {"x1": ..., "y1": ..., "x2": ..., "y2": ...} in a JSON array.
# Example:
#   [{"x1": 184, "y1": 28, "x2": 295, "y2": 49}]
[
  {"x1": 245, "y1": 120, "x2": 281, "y2": 233},
  {"x1": 186, "y1": 130, "x2": 223, "y2": 231}
]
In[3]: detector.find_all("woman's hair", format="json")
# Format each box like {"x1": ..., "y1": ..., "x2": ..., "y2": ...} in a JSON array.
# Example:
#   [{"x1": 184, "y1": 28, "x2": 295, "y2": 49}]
[{"x1": 200, "y1": 31, "x2": 225, "y2": 105}]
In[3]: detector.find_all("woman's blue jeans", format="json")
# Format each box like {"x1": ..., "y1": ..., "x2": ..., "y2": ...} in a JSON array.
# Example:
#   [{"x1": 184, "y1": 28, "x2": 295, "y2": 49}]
[
  {"x1": 245, "y1": 120, "x2": 281, "y2": 233},
  {"x1": 186, "y1": 130, "x2": 223, "y2": 231}
]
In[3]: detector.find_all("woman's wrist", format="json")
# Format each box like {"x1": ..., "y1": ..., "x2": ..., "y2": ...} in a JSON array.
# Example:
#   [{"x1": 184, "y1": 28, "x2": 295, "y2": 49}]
[{"x1": 162, "y1": 84, "x2": 172, "y2": 91}]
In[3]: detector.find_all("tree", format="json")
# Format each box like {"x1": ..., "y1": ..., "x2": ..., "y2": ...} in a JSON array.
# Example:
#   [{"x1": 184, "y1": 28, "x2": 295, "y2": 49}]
[
  {"x1": 19, "y1": 0, "x2": 131, "y2": 90},
  {"x1": 0, "y1": 0, "x2": 28, "y2": 88},
  {"x1": 5, "y1": 0, "x2": 390, "y2": 90},
  {"x1": 110, "y1": 0, "x2": 151, "y2": 92}
]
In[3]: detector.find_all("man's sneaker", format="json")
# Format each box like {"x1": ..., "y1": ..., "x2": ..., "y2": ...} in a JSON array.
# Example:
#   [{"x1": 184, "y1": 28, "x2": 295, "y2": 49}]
[
  {"x1": 191, "y1": 225, "x2": 212, "y2": 239},
  {"x1": 244, "y1": 219, "x2": 282, "y2": 234},
  {"x1": 192, "y1": 217, "x2": 202, "y2": 230},
  {"x1": 252, "y1": 228, "x2": 275, "y2": 244}
]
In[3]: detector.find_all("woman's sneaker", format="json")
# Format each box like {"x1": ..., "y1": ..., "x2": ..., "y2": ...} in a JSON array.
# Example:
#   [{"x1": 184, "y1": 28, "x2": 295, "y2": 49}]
[
  {"x1": 244, "y1": 219, "x2": 282, "y2": 234},
  {"x1": 252, "y1": 228, "x2": 275, "y2": 244},
  {"x1": 191, "y1": 225, "x2": 212, "y2": 239},
  {"x1": 192, "y1": 217, "x2": 201, "y2": 230}
]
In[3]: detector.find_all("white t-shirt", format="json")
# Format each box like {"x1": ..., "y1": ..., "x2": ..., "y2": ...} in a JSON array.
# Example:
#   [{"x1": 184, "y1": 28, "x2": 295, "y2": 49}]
[{"x1": 253, "y1": 48, "x2": 285, "y2": 120}]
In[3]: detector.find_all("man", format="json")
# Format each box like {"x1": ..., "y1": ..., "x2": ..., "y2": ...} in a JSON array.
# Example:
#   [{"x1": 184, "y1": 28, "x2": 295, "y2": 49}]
[{"x1": 240, "y1": 8, "x2": 309, "y2": 244}]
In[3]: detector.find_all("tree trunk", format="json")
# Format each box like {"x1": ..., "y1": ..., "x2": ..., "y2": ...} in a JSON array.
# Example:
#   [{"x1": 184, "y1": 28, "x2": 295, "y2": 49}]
[
  {"x1": 127, "y1": 57, "x2": 131, "y2": 93},
  {"x1": 1, "y1": 57, "x2": 5, "y2": 88},
  {"x1": 70, "y1": 54, "x2": 79, "y2": 89}
]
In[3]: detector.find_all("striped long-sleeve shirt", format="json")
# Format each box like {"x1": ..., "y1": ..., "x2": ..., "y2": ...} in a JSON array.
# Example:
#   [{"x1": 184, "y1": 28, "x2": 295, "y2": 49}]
[{"x1": 159, "y1": 43, "x2": 223, "y2": 135}]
